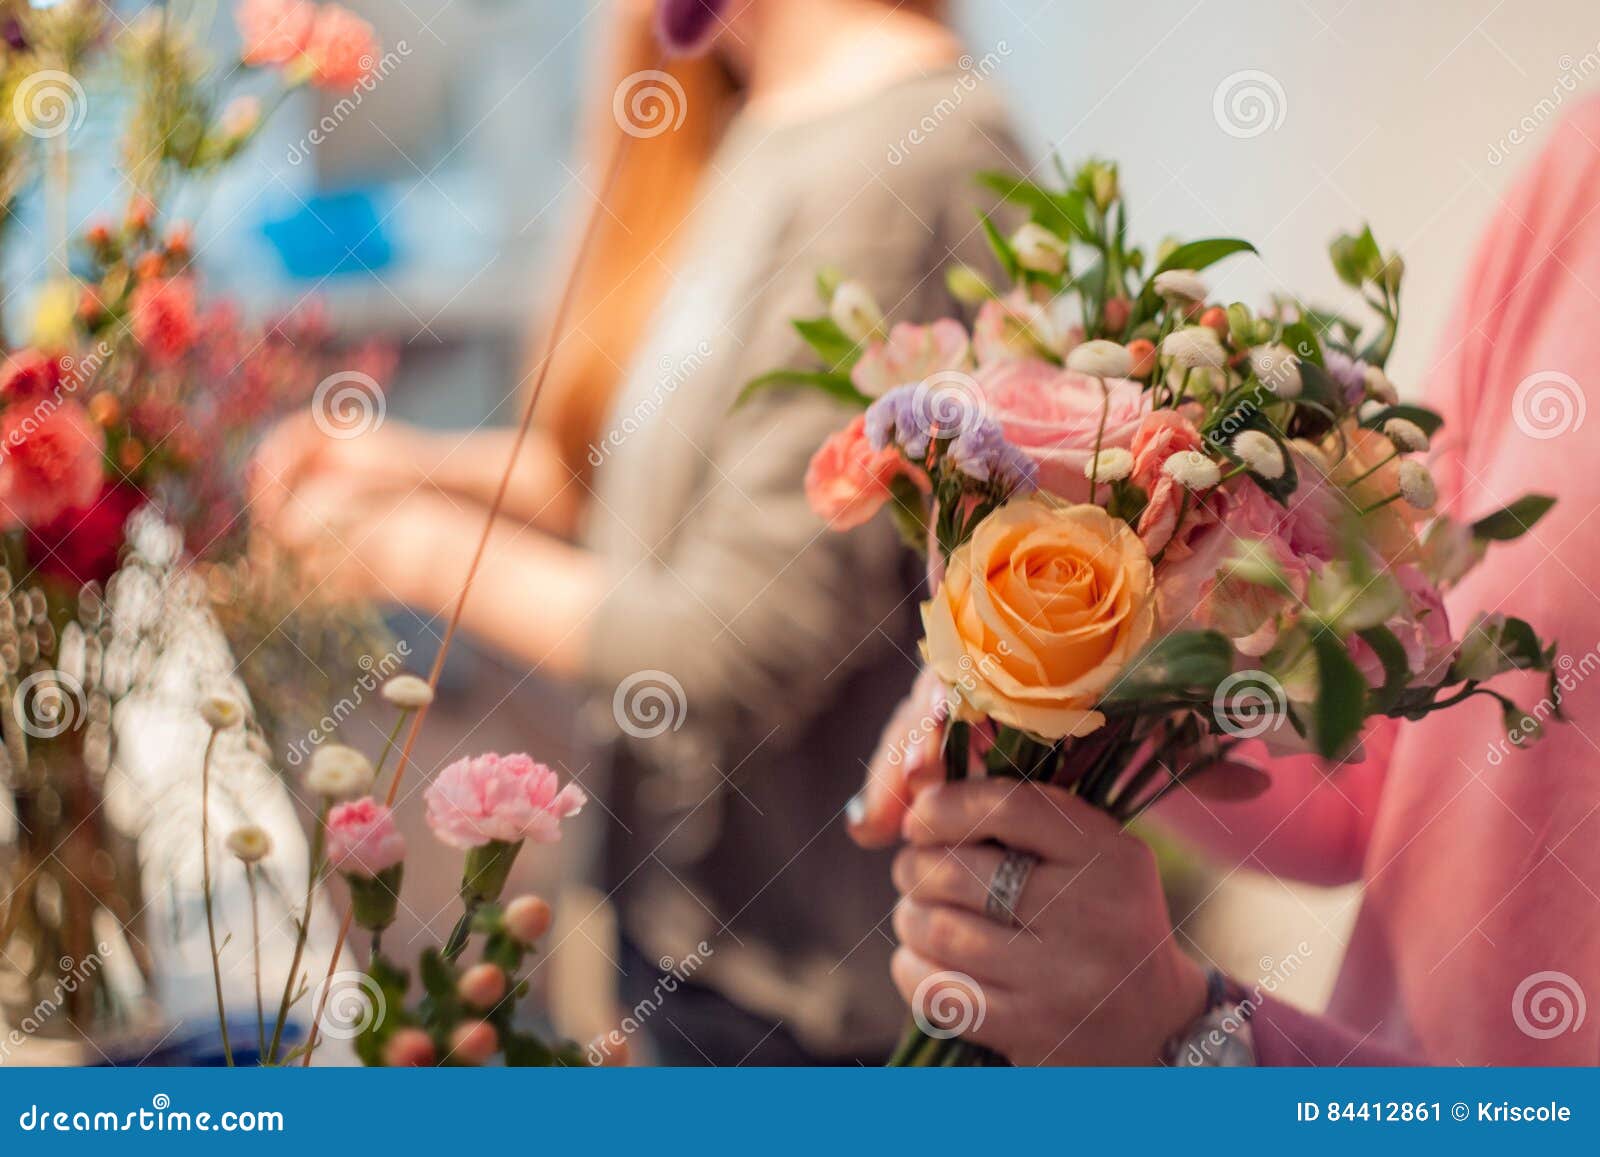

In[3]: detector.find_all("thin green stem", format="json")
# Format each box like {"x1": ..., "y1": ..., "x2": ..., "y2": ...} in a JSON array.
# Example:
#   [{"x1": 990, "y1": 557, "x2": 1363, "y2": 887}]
[
  {"x1": 370, "y1": 708, "x2": 412, "y2": 796},
  {"x1": 246, "y1": 864, "x2": 265, "y2": 1060},
  {"x1": 199, "y1": 731, "x2": 233, "y2": 1065},
  {"x1": 268, "y1": 801, "x2": 328, "y2": 1065}
]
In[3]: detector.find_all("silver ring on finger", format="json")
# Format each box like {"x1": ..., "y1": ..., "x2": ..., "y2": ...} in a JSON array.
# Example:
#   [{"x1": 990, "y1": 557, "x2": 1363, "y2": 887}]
[{"x1": 984, "y1": 849, "x2": 1038, "y2": 928}]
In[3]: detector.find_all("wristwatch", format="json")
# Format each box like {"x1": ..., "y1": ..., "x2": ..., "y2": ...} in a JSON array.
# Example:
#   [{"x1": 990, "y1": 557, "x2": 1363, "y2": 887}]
[{"x1": 1161, "y1": 968, "x2": 1257, "y2": 1066}]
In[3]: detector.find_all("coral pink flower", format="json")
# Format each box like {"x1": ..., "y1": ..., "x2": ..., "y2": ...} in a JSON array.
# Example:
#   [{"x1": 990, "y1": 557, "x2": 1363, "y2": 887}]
[
  {"x1": 237, "y1": 0, "x2": 316, "y2": 66},
  {"x1": 325, "y1": 796, "x2": 406, "y2": 878},
  {"x1": 0, "y1": 402, "x2": 105, "y2": 529},
  {"x1": 1129, "y1": 408, "x2": 1204, "y2": 493},
  {"x1": 130, "y1": 277, "x2": 200, "y2": 365},
  {"x1": 1, "y1": 350, "x2": 65, "y2": 402},
  {"x1": 804, "y1": 414, "x2": 909, "y2": 531},
  {"x1": 382, "y1": 1027, "x2": 436, "y2": 1067},
  {"x1": 850, "y1": 320, "x2": 971, "y2": 398},
  {"x1": 972, "y1": 291, "x2": 1069, "y2": 362},
  {"x1": 976, "y1": 358, "x2": 1148, "y2": 499},
  {"x1": 423, "y1": 753, "x2": 587, "y2": 849},
  {"x1": 304, "y1": 5, "x2": 379, "y2": 88}
]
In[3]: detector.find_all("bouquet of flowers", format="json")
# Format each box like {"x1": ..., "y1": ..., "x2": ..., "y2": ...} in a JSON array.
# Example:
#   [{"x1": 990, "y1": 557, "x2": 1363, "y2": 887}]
[
  {"x1": 751, "y1": 159, "x2": 1562, "y2": 1066},
  {"x1": 194, "y1": 679, "x2": 592, "y2": 1067},
  {"x1": 0, "y1": 0, "x2": 391, "y2": 1044}
]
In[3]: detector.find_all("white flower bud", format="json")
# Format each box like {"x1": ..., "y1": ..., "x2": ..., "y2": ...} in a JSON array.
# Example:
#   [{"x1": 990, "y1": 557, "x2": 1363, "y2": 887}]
[
  {"x1": 1363, "y1": 365, "x2": 1398, "y2": 404},
  {"x1": 226, "y1": 825, "x2": 274, "y2": 864},
  {"x1": 1383, "y1": 417, "x2": 1429, "y2": 453},
  {"x1": 1397, "y1": 459, "x2": 1437, "y2": 510},
  {"x1": 1084, "y1": 447, "x2": 1134, "y2": 483},
  {"x1": 829, "y1": 280, "x2": 884, "y2": 344},
  {"x1": 1152, "y1": 269, "x2": 1208, "y2": 303},
  {"x1": 1160, "y1": 326, "x2": 1227, "y2": 369},
  {"x1": 1162, "y1": 450, "x2": 1222, "y2": 490},
  {"x1": 1065, "y1": 339, "x2": 1133, "y2": 379},
  {"x1": 1010, "y1": 223, "x2": 1069, "y2": 276},
  {"x1": 305, "y1": 744, "x2": 375, "y2": 800},
  {"x1": 1248, "y1": 343, "x2": 1302, "y2": 398},
  {"x1": 199, "y1": 695, "x2": 244, "y2": 731},
  {"x1": 1232, "y1": 430, "x2": 1285, "y2": 479},
  {"x1": 382, "y1": 675, "x2": 434, "y2": 710}
]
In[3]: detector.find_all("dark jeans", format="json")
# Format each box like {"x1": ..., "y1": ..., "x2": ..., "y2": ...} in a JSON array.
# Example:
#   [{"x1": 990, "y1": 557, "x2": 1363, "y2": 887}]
[{"x1": 619, "y1": 942, "x2": 872, "y2": 1066}]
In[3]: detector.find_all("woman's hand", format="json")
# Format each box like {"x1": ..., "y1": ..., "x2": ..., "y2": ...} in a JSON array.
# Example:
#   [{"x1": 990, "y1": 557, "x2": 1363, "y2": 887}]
[
  {"x1": 889, "y1": 777, "x2": 1208, "y2": 1066},
  {"x1": 250, "y1": 411, "x2": 436, "y2": 529}
]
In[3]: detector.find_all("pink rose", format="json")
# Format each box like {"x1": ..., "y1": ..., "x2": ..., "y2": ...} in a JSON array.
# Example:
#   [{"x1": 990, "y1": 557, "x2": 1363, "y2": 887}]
[
  {"x1": 325, "y1": 796, "x2": 406, "y2": 878},
  {"x1": 850, "y1": 320, "x2": 971, "y2": 398},
  {"x1": 1348, "y1": 565, "x2": 1454, "y2": 687},
  {"x1": 130, "y1": 277, "x2": 199, "y2": 365},
  {"x1": 0, "y1": 402, "x2": 105, "y2": 530},
  {"x1": 976, "y1": 358, "x2": 1148, "y2": 499},
  {"x1": 237, "y1": 0, "x2": 316, "y2": 66},
  {"x1": 304, "y1": 5, "x2": 380, "y2": 89},
  {"x1": 1129, "y1": 408, "x2": 1204, "y2": 493},
  {"x1": 423, "y1": 752, "x2": 587, "y2": 849},
  {"x1": 804, "y1": 414, "x2": 908, "y2": 531}
]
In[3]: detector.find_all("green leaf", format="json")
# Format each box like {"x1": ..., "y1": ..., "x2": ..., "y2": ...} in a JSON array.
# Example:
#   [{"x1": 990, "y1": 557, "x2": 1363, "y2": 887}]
[
  {"x1": 1106, "y1": 631, "x2": 1234, "y2": 703},
  {"x1": 735, "y1": 369, "x2": 869, "y2": 409},
  {"x1": 975, "y1": 171, "x2": 1092, "y2": 243},
  {"x1": 791, "y1": 316, "x2": 862, "y2": 372},
  {"x1": 1470, "y1": 494, "x2": 1557, "y2": 541},
  {"x1": 979, "y1": 212, "x2": 1023, "y2": 283},
  {"x1": 1294, "y1": 359, "x2": 1342, "y2": 411},
  {"x1": 1497, "y1": 616, "x2": 1549, "y2": 670},
  {"x1": 1279, "y1": 320, "x2": 1325, "y2": 367},
  {"x1": 1129, "y1": 238, "x2": 1258, "y2": 328},
  {"x1": 418, "y1": 948, "x2": 456, "y2": 1001},
  {"x1": 1357, "y1": 625, "x2": 1410, "y2": 712},
  {"x1": 502, "y1": 1031, "x2": 556, "y2": 1068},
  {"x1": 1310, "y1": 628, "x2": 1367, "y2": 758},
  {"x1": 1360, "y1": 403, "x2": 1445, "y2": 437}
]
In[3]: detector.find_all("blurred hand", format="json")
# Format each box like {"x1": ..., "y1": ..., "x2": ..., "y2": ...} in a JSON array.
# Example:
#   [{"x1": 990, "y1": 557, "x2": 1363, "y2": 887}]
[
  {"x1": 889, "y1": 777, "x2": 1206, "y2": 1066},
  {"x1": 845, "y1": 668, "x2": 950, "y2": 847},
  {"x1": 249, "y1": 411, "x2": 435, "y2": 530}
]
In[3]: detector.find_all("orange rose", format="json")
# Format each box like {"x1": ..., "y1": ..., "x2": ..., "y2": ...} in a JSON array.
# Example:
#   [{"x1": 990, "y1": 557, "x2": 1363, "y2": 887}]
[
  {"x1": 922, "y1": 498, "x2": 1156, "y2": 738},
  {"x1": 1321, "y1": 420, "x2": 1422, "y2": 563}
]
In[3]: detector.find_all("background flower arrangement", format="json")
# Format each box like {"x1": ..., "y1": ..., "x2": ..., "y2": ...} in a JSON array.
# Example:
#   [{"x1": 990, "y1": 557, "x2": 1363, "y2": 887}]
[{"x1": 753, "y1": 158, "x2": 1563, "y2": 1066}]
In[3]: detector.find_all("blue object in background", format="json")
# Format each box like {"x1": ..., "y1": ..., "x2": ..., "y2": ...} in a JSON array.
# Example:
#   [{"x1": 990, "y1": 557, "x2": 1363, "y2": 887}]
[{"x1": 261, "y1": 188, "x2": 395, "y2": 280}]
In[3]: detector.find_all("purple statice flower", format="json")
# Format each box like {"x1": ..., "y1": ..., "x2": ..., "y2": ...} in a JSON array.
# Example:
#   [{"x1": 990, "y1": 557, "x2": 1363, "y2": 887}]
[
  {"x1": 1323, "y1": 348, "x2": 1370, "y2": 408},
  {"x1": 865, "y1": 384, "x2": 931, "y2": 459},
  {"x1": 948, "y1": 417, "x2": 1038, "y2": 494},
  {"x1": 654, "y1": 0, "x2": 727, "y2": 57}
]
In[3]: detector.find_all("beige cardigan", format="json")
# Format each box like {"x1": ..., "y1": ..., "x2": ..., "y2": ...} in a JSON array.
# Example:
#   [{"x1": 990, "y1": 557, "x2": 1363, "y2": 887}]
[{"x1": 581, "y1": 70, "x2": 1026, "y2": 1057}]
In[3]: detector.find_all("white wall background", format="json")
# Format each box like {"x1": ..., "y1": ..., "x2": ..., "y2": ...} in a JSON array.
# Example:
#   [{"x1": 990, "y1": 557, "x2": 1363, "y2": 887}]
[{"x1": 958, "y1": 0, "x2": 1600, "y2": 388}]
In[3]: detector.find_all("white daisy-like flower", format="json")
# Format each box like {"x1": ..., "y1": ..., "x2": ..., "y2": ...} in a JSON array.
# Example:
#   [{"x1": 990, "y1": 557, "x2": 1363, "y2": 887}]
[
  {"x1": 382, "y1": 674, "x2": 434, "y2": 710},
  {"x1": 1232, "y1": 430, "x2": 1285, "y2": 479},
  {"x1": 226, "y1": 825, "x2": 274, "y2": 864},
  {"x1": 1162, "y1": 450, "x2": 1223, "y2": 490},
  {"x1": 305, "y1": 744, "x2": 375, "y2": 801},
  {"x1": 1248, "y1": 344, "x2": 1303, "y2": 398},
  {"x1": 199, "y1": 695, "x2": 244, "y2": 731},
  {"x1": 1383, "y1": 417, "x2": 1430, "y2": 453},
  {"x1": 1066, "y1": 339, "x2": 1133, "y2": 379},
  {"x1": 1152, "y1": 269, "x2": 1208, "y2": 303},
  {"x1": 828, "y1": 280, "x2": 884, "y2": 344},
  {"x1": 1363, "y1": 365, "x2": 1399, "y2": 405},
  {"x1": 1397, "y1": 460, "x2": 1437, "y2": 510},
  {"x1": 1160, "y1": 326, "x2": 1227, "y2": 369},
  {"x1": 1010, "y1": 223, "x2": 1069, "y2": 276},
  {"x1": 1084, "y1": 447, "x2": 1135, "y2": 483}
]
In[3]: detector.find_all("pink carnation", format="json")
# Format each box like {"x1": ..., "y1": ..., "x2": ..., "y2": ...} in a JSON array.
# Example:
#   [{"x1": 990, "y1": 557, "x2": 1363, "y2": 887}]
[
  {"x1": 805, "y1": 414, "x2": 909, "y2": 531},
  {"x1": 850, "y1": 320, "x2": 971, "y2": 398},
  {"x1": 423, "y1": 753, "x2": 587, "y2": 849},
  {"x1": 326, "y1": 797, "x2": 406, "y2": 878},
  {"x1": 0, "y1": 402, "x2": 106, "y2": 530},
  {"x1": 130, "y1": 277, "x2": 199, "y2": 365},
  {"x1": 304, "y1": 5, "x2": 380, "y2": 89},
  {"x1": 236, "y1": 0, "x2": 317, "y2": 66},
  {"x1": 976, "y1": 358, "x2": 1148, "y2": 499},
  {"x1": 1129, "y1": 408, "x2": 1204, "y2": 493}
]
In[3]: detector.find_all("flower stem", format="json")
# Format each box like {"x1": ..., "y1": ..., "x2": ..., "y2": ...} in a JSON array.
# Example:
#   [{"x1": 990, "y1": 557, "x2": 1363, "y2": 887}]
[
  {"x1": 200, "y1": 731, "x2": 233, "y2": 1067},
  {"x1": 268, "y1": 801, "x2": 328, "y2": 1065},
  {"x1": 370, "y1": 708, "x2": 412, "y2": 797},
  {"x1": 247, "y1": 864, "x2": 266, "y2": 1060}
]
